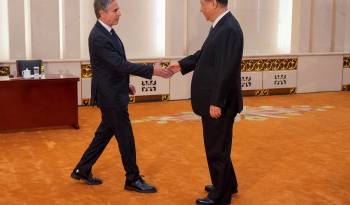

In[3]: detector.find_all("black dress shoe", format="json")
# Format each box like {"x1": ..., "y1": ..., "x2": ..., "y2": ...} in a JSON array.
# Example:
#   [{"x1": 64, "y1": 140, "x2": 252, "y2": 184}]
[
  {"x1": 196, "y1": 197, "x2": 229, "y2": 205},
  {"x1": 124, "y1": 178, "x2": 157, "y2": 193},
  {"x1": 196, "y1": 197, "x2": 216, "y2": 205},
  {"x1": 205, "y1": 185, "x2": 215, "y2": 192},
  {"x1": 204, "y1": 185, "x2": 238, "y2": 194},
  {"x1": 71, "y1": 169, "x2": 103, "y2": 185}
]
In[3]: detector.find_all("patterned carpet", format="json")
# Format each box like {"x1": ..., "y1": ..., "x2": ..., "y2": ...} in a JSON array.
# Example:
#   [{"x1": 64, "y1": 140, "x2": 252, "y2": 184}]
[{"x1": 0, "y1": 92, "x2": 349, "y2": 205}]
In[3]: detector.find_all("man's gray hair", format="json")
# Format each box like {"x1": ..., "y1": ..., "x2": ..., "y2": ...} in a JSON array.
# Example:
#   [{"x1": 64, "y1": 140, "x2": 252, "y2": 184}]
[{"x1": 94, "y1": 0, "x2": 114, "y2": 18}]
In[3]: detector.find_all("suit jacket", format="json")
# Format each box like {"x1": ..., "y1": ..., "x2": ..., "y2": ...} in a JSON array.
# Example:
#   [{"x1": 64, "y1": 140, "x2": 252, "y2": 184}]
[
  {"x1": 179, "y1": 12, "x2": 244, "y2": 117},
  {"x1": 89, "y1": 21, "x2": 153, "y2": 108}
]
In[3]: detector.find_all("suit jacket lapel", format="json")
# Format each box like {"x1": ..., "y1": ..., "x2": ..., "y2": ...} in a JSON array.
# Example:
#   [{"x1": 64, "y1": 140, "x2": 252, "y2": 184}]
[
  {"x1": 95, "y1": 21, "x2": 126, "y2": 60},
  {"x1": 201, "y1": 12, "x2": 232, "y2": 50},
  {"x1": 214, "y1": 12, "x2": 231, "y2": 30}
]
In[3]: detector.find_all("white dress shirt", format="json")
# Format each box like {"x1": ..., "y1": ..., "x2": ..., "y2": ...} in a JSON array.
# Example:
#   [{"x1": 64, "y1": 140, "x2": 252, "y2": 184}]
[
  {"x1": 212, "y1": 10, "x2": 230, "y2": 28},
  {"x1": 98, "y1": 19, "x2": 112, "y2": 33}
]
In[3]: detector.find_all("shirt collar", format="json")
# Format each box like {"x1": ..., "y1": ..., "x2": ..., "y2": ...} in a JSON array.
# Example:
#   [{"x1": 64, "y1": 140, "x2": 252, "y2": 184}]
[
  {"x1": 212, "y1": 10, "x2": 229, "y2": 28},
  {"x1": 98, "y1": 19, "x2": 112, "y2": 33}
]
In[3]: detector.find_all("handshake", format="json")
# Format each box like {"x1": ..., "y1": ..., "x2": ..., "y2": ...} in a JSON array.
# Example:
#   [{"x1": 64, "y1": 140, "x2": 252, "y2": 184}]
[{"x1": 152, "y1": 62, "x2": 181, "y2": 78}]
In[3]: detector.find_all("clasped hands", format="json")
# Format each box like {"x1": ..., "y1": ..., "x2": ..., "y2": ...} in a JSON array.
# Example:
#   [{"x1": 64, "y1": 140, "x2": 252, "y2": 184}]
[
  {"x1": 152, "y1": 61, "x2": 222, "y2": 119},
  {"x1": 152, "y1": 61, "x2": 181, "y2": 78}
]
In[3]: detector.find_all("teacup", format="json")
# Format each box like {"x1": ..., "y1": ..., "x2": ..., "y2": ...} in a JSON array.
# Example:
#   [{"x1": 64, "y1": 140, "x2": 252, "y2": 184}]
[{"x1": 22, "y1": 69, "x2": 31, "y2": 79}]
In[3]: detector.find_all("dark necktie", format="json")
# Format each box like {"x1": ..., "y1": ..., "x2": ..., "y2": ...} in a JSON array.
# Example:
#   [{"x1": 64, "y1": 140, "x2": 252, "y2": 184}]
[
  {"x1": 110, "y1": 28, "x2": 126, "y2": 59},
  {"x1": 110, "y1": 28, "x2": 121, "y2": 45},
  {"x1": 110, "y1": 28, "x2": 117, "y2": 39},
  {"x1": 209, "y1": 26, "x2": 214, "y2": 35}
]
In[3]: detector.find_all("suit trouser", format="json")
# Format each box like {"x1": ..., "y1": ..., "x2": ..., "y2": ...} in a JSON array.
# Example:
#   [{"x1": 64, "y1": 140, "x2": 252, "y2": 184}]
[
  {"x1": 202, "y1": 116, "x2": 237, "y2": 203},
  {"x1": 75, "y1": 107, "x2": 140, "y2": 182}
]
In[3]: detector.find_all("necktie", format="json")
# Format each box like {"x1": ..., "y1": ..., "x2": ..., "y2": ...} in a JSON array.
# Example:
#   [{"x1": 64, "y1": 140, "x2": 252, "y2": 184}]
[
  {"x1": 110, "y1": 28, "x2": 121, "y2": 44},
  {"x1": 209, "y1": 26, "x2": 213, "y2": 34},
  {"x1": 110, "y1": 28, "x2": 126, "y2": 59}
]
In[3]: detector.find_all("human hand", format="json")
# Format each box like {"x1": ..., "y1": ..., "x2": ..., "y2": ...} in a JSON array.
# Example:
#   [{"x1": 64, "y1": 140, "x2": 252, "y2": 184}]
[
  {"x1": 210, "y1": 105, "x2": 221, "y2": 119},
  {"x1": 129, "y1": 84, "x2": 136, "y2": 95},
  {"x1": 153, "y1": 61, "x2": 172, "y2": 78},
  {"x1": 167, "y1": 62, "x2": 181, "y2": 75}
]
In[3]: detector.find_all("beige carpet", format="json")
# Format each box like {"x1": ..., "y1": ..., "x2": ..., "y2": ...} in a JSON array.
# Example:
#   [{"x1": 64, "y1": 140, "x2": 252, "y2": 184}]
[{"x1": 0, "y1": 92, "x2": 349, "y2": 205}]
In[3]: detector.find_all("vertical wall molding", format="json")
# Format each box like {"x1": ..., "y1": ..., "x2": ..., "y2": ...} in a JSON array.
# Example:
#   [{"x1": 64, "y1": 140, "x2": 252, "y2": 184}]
[
  {"x1": 309, "y1": 0, "x2": 314, "y2": 52},
  {"x1": 24, "y1": 0, "x2": 32, "y2": 59},
  {"x1": 183, "y1": 0, "x2": 188, "y2": 56},
  {"x1": 331, "y1": 0, "x2": 336, "y2": 51},
  {"x1": 59, "y1": 0, "x2": 64, "y2": 59}
]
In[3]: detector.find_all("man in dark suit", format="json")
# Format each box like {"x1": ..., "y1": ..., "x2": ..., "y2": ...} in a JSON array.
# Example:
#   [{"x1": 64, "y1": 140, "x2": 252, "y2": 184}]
[
  {"x1": 168, "y1": 0, "x2": 244, "y2": 204},
  {"x1": 71, "y1": 0, "x2": 170, "y2": 193}
]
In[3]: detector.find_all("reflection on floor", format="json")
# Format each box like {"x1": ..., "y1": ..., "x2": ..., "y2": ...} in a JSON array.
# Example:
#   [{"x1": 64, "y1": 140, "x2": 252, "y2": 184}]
[
  {"x1": 132, "y1": 105, "x2": 335, "y2": 124},
  {"x1": 0, "y1": 92, "x2": 349, "y2": 205}
]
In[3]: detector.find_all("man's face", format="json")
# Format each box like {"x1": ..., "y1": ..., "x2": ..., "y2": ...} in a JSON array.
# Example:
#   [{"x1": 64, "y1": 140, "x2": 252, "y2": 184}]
[
  {"x1": 100, "y1": 0, "x2": 121, "y2": 26},
  {"x1": 200, "y1": 0, "x2": 216, "y2": 21}
]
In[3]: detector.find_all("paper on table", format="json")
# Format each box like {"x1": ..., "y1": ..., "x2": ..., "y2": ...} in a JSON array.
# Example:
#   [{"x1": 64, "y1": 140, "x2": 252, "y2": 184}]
[{"x1": 0, "y1": 76, "x2": 10, "y2": 81}]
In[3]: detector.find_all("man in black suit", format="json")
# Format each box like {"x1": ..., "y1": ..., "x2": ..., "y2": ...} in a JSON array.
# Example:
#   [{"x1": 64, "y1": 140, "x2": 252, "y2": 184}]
[
  {"x1": 71, "y1": 0, "x2": 171, "y2": 193},
  {"x1": 168, "y1": 0, "x2": 244, "y2": 204}
]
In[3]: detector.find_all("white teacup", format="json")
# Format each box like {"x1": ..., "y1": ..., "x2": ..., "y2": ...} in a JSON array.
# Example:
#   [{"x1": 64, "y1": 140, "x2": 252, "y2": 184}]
[{"x1": 22, "y1": 68, "x2": 31, "y2": 79}]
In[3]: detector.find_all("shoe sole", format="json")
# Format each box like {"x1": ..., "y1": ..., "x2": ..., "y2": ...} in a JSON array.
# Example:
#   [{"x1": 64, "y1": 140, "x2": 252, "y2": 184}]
[
  {"x1": 71, "y1": 173, "x2": 80, "y2": 181},
  {"x1": 124, "y1": 185, "x2": 157, "y2": 193},
  {"x1": 71, "y1": 173, "x2": 102, "y2": 185}
]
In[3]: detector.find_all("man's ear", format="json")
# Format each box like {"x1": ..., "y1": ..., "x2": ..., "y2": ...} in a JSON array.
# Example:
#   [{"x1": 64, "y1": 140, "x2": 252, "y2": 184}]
[{"x1": 99, "y1": 10, "x2": 104, "y2": 18}]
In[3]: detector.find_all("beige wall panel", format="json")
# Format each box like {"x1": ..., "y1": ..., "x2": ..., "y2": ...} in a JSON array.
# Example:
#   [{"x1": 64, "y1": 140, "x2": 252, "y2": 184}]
[
  {"x1": 46, "y1": 62, "x2": 81, "y2": 76},
  {"x1": 30, "y1": 0, "x2": 60, "y2": 59},
  {"x1": 291, "y1": 0, "x2": 312, "y2": 53},
  {"x1": 311, "y1": 0, "x2": 333, "y2": 53},
  {"x1": 333, "y1": 0, "x2": 346, "y2": 52},
  {"x1": 297, "y1": 55, "x2": 343, "y2": 93},
  {"x1": 345, "y1": 1, "x2": 350, "y2": 52},
  {"x1": 63, "y1": 0, "x2": 80, "y2": 59},
  {"x1": 165, "y1": 0, "x2": 186, "y2": 57},
  {"x1": 81, "y1": 78, "x2": 91, "y2": 99},
  {"x1": 231, "y1": 0, "x2": 282, "y2": 55},
  {"x1": 0, "y1": 0, "x2": 9, "y2": 60},
  {"x1": 8, "y1": 0, "x2": 26, "y2": 60}
]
